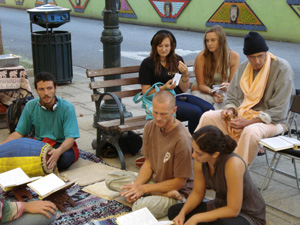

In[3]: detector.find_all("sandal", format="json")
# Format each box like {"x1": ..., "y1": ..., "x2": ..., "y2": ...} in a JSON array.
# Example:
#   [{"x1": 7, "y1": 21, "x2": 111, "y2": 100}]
[{"x1": 257, "y1": 147, "x2": 266, "y2": 156}]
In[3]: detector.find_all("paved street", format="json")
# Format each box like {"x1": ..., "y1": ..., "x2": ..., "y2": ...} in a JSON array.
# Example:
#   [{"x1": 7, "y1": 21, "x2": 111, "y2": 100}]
[
  {"x1": 0, "y1": 7, "x2": 299, "y2": 88},
  {"x1": 1, "y1": 6, "x2": 300, "y2": 225}
]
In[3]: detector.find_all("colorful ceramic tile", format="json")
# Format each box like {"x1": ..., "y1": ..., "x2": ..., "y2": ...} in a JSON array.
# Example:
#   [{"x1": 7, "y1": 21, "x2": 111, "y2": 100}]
[
  {"x1": 206, "y1": 0, "x2": 266, "y2": 31},
  {"x1": 149, "y1": 0, "x2": 191, "y2": 23},
  {"x1": 15, "y1": 0, "x2": 24, "y2": 5},
  {"x1": 287, "y1": 0, "x2": 300, "y2": 18},
  {"x1": 69, "y1": 0, "x2": 89, "y2": 13},
  {"x1": 35, "y1": 0, "x2": 57, "y2": 7},
  {"x1": 117, "y1": 0, "x2": 137, "y2": 18}
]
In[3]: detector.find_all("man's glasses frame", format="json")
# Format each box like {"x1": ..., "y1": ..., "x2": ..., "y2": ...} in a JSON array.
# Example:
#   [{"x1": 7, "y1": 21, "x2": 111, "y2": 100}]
[{"x1": 247, "y1": 52, "x2": 266, "y2": 60}]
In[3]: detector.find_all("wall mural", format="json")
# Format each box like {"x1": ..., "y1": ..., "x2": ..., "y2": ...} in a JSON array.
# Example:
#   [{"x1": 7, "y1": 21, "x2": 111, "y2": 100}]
[
  {"x1": 102, "y1": 0, "x2": 137, "y2": 19},
  {"x1": 117, "y1": 0, "x2": 137, "y2": 18},
  {"x1": 69, "y1": 0, "x2": 89, "y2": 13},
  {"x1": 15, "y1": 0, "x2": 24, "y2": 5},
  {"x1": 149, "y1": 0, "x2": 191, "y2": 23},
  {"x1": 35, "y1": 0, "x2": 57, "y2": 6},
  {"x1": 206, "y1": 0, "x2": 266, "y2": 31},
  {"x1": 287, "y1": 0, "x2": 300, "y2": 18}
]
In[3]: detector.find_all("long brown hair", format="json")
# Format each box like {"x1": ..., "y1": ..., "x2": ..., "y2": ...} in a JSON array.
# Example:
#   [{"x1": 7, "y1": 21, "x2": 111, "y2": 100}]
[
  {"x1": 203, "y1": 25, "x2": 229, "y2": 87},
  {"x1": 150, "y1": 32, "x2": 178, "y2": 76}
]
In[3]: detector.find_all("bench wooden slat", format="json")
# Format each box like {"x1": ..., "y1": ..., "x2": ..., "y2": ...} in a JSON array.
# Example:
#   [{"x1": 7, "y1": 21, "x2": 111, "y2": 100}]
[
  {"x1": 87, "y1": 66, "x2": 140, "y2": 78},
  {"x1": 92, "y1": 89, "x2": 141, "y2": 101},
  {"x1": 90, "y1": 77, "x2": 140, "y2": 89},
  {"x1": 98, "y1": 115, "x2": 147, "y2": 131},
  {"x1": 118, "y1": 120, "x2": 149, "y2": 132}
]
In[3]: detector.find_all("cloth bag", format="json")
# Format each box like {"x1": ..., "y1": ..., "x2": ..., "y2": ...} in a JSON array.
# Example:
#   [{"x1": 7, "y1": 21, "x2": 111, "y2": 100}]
[{"x1": 133, "y1": 82, "x2": 176, "y2": 120}]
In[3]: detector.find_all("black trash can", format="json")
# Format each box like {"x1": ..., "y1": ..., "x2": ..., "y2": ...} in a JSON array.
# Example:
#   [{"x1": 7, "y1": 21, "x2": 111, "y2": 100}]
[
  {"x1": 31, "y1": 31, "x2": 73, "y2": 83},
  {"x1": 27, "y1": 4, "x2": 72, "y2": 84}
]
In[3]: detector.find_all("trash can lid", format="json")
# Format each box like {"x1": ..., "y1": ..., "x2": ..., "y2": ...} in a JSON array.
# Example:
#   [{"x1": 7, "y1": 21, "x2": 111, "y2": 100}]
[
  {"x1": 27, "y1": 4, "x2": 71, "y2": 29},
  {"x1": 27, "y1": 4, "x2": 71, "y2": 13}
]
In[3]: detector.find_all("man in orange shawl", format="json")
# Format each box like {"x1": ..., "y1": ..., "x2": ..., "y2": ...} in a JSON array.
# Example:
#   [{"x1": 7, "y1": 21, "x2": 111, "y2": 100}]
[{"x1": 195, "y1": 31, "x2": 295, "y2": 165}]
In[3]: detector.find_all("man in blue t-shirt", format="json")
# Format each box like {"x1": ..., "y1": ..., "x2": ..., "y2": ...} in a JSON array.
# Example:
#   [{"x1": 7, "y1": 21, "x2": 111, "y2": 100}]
[{"x1": 0, "y1": 72, "x2": 80, "y2": 171}]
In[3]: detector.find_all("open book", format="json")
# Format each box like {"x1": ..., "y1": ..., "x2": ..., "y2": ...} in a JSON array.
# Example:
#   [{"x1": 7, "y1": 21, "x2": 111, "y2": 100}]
[
  {"x1": 0, "y1": 168, "x2": 41, "y2": 192},
  {"x1": 259, "y1": 135, "x2": 300, "y2": 151},
  {"x1": 27, "y1": 173, "x2": 76, "y2": 199},
  {"x1": 116, "y1": 207, "x2": 174, "y2": 225}
]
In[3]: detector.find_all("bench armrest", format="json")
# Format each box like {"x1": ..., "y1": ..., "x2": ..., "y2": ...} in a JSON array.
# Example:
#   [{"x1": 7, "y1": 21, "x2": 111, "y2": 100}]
[{"x1": 97, "y1": 92, "x2": 125, "y2": 125}]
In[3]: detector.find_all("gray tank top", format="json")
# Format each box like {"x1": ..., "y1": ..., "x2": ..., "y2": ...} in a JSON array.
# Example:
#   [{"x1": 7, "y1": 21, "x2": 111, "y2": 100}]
[{"x1": 202, "y1": 153, "x2": 266, "y2": 225}]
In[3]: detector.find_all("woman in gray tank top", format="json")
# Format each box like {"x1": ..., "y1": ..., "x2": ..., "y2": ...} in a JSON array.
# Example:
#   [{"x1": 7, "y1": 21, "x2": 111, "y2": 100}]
[{"x1": 168, "y1": 125, "x2": 266, "y2": 225}]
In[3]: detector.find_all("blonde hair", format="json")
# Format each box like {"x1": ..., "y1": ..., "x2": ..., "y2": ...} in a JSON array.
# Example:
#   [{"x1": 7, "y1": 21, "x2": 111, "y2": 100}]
[{"x1": 203, "y1": 25, "x2": 229, "y2": 87}]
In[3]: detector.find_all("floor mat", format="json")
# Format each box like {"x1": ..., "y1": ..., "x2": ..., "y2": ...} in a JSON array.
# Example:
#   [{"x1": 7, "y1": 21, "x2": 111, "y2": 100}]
[
  {"x1": 0, "y1": 151, "x2": 132, "y2": 225},
  {"x1": 78, "y1": 150, "x2": 108, "y2": 164},
  {"x1": 54, "y1": 185, "x2": 131, "y2": 225},
  {"x1": 59, "y1": 150, "x2": 122, "y2": 186},
  {"x1": 61, "y1": 161, "x2": 122, "y2": 186},
  {"x1": 82, "y1": 181, "x2": 120, "y2": 200}
]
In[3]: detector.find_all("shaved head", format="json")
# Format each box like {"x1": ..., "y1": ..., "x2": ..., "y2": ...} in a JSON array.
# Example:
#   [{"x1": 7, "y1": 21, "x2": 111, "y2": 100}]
[{"x1": 153, "y1": 90, "x2": 175, "y2": 108}]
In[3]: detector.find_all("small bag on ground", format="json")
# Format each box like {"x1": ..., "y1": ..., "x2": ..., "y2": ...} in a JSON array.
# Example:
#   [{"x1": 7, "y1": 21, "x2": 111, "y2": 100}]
[{"x1": 6, "y1": 93, "x2": 34, "y2": 134}]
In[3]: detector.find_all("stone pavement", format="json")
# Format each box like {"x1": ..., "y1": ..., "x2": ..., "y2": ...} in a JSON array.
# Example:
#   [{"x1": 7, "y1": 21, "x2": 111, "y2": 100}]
[{"x1": 0, "y1": 66, "x2": 299, "y2": 225}]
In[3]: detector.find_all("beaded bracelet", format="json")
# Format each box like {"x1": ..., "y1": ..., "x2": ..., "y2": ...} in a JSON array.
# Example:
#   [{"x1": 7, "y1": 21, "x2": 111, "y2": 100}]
[{"x1": 181, "y1": 78, "x2": 189, "y2": 83}]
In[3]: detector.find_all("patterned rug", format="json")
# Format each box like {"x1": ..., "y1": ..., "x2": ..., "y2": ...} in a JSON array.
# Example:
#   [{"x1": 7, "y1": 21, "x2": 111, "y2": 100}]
[
  {"x1": 54, "y1": 151, "x2": 131, "y2": 225},
  {"x1": 54, "y1": 185, "x2": 131, "y2": 225},
  {"x1": 78, "y1": 150, "x2": 107, "y2": 164},
  {"x1": 1, "y1": 151, "x2": 131, "y2": 225}
]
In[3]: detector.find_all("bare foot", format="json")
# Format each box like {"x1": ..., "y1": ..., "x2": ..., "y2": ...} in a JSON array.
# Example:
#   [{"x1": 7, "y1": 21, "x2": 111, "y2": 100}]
[{"x1": 165, "y1": 190, "x2": 183, "y2": 201}]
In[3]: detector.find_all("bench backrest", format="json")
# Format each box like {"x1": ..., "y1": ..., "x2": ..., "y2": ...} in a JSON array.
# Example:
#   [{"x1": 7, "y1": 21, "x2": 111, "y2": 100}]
[{"x1": 86, "y1": 60, "x2": 195, "y2": 102}]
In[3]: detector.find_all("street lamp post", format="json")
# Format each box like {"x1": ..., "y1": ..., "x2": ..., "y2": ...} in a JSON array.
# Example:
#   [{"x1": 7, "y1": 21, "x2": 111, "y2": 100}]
[{"x1": 98, "y1": 0, "x2": 131, "y2": 122}]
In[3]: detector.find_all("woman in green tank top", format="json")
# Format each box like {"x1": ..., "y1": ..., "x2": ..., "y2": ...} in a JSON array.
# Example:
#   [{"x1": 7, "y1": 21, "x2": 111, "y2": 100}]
[{"x1": 191, "y1": 25, "x2": 240, "y2": 110}]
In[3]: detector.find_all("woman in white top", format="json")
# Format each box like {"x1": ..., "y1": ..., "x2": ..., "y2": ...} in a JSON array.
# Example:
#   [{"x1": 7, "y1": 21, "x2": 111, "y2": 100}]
[{"x1": 191, "y1": 25, "x2": 240, "y2": 109}]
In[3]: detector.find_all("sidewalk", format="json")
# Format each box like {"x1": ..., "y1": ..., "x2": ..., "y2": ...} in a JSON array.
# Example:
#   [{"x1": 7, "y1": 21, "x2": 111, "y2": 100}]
[{"x1": 0, "y1": 66, "x2": 299, "y2": 225}]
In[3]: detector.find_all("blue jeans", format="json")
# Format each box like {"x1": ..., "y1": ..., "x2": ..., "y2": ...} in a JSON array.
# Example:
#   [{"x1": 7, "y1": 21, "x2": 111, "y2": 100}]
[
  {"x1": 53, "y1": 143, "x2": 75, "y2": 171},
  {"x1": 4, "y1": 212, "x2": 56, "y2": 225},
  {"x1": 176, "y1": 95, "x2": 214, "y2": 133}
]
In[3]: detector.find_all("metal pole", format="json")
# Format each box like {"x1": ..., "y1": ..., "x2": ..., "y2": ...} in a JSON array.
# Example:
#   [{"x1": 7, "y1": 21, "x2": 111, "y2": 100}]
[{"x1": 97, "y1": 0, "x2": 131, "y2": 122}]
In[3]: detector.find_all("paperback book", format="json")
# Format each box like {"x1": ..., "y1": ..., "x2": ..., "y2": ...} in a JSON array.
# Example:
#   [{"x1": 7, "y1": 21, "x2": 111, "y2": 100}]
[
  {"x1": 27, "y1": 173, "x2": 76, "y2": 199},
  {"x1": 259, "y1": 135, "x2": 300, "y2": 151},
  {"x1": 0, "y1": 167, "x2": 41, "y2": 192}
]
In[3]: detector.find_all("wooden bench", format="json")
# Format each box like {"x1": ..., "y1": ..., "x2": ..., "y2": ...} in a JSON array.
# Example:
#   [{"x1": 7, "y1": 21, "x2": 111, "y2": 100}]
[{"x1": 86, "y1": 60, "x2": 195, "y2": 169}]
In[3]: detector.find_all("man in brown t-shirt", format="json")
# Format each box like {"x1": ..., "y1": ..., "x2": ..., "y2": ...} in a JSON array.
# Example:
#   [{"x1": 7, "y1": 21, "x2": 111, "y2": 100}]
[{"x1": 106, "y1": 91, "x2": 193, "y2": 218}]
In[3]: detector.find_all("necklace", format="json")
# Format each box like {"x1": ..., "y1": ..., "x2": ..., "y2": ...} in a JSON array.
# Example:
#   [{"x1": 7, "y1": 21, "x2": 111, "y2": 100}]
[{"x1": 161, "y1": 118, "x2": 176, "y2": 133}]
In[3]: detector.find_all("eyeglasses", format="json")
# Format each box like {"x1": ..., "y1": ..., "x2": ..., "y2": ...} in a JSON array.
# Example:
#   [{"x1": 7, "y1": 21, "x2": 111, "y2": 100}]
[{"x1": 248, "y1": 53, "x2": 266, "y2": 60}]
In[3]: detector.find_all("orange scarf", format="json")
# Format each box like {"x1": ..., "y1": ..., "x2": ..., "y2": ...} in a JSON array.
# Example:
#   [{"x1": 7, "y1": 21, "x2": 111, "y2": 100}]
[{"x1": 226, "y1": 52, "x2": 276, "y2": 139}]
